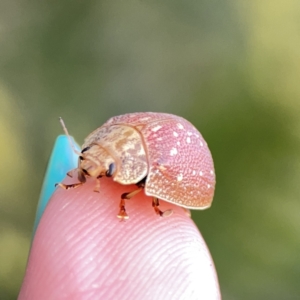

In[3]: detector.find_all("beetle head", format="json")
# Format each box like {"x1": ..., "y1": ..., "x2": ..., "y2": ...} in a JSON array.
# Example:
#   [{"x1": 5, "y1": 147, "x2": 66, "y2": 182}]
[{"x1": 77, "y1": 145, "x2": 116, "y2": 182}]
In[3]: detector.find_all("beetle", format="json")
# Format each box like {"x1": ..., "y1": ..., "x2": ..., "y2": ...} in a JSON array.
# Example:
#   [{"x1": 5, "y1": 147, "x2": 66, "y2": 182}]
[{"x1": 56, "y1": 112, "x2": 215, "y2": 219}]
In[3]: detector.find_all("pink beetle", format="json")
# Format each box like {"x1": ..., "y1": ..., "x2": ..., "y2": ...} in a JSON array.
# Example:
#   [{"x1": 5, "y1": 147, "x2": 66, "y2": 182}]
[{"x1": 57, "y1": 112, "x2": 215, "y2": 219}]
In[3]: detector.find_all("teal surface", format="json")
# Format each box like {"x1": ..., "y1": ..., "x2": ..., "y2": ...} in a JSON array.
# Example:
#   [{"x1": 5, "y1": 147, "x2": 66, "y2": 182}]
[{"x1": 33, "y1": 135, "x2": 80, "y2": 234}]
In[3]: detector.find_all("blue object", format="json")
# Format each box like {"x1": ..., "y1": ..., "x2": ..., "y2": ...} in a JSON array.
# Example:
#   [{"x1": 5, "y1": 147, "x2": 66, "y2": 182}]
[{"x1": 33, "y1": 135, "x2": 80, "y2": 234}]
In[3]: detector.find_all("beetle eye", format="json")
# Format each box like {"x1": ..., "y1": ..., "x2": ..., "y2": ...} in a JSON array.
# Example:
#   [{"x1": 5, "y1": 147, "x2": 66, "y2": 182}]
[
  {"x1": 81, "y1": 146, "x2": 91, "y2": 153},
  {"x1": 106, "y1": 163, "x2": 116, "y2": 177}
]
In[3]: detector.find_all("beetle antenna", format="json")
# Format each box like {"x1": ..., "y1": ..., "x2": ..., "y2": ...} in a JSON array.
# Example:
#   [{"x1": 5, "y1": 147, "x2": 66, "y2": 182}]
[{"x1": 59, "y1": 117, "x2": 81, "y2": 156}]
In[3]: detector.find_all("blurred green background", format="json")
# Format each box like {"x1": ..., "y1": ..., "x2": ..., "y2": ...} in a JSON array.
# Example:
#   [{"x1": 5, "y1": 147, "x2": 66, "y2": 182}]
[{"x1": 1, "y1": 1, "x2": 300, "y2": 299}]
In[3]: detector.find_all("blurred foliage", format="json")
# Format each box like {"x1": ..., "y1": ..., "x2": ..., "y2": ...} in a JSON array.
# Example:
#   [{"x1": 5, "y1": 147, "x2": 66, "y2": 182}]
[{"x1": 0, "y1": 1, "x2": 300, "y2": 299}]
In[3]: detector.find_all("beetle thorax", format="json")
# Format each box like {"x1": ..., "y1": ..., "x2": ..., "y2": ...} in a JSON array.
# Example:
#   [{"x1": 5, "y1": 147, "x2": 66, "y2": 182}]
[{"x1": 82, "y1": 124, "x2": 149, "y2": 185}]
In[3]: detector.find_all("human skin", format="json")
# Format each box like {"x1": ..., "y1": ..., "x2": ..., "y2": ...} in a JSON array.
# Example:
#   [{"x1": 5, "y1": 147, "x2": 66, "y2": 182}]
[{"x1": 19, "y1": 177, "x2": 221, "y2": 300}]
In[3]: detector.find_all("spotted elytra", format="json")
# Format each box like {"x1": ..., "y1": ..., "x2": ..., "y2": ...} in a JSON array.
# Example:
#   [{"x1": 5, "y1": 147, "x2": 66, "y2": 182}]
[{"x1": 56, "y1": 112, "x2": 215, "y2": 219}]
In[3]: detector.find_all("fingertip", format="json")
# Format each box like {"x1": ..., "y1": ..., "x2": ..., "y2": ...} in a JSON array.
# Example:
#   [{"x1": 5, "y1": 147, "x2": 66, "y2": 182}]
[{"x1": 21, "y1": 178, "x2": 221, "y2": 300}]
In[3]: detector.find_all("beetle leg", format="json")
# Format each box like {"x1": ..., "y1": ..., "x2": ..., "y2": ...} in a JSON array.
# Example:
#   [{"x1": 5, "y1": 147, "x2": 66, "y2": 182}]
[
  {"x1": 136, "y1": 177, "x2": 146, "y2": 187},
  {"x1": 152, "y1": 197, "x2": 163, "y2": 216},
  {"x1": 152, "y1": 197, "x2": 173, "y2": 217},
  {"x1": 66, "y1": 170, "x2": 74, "y2": 178},
  {"x1": 55, "y1": 182, "x2": 84, "y2": 190},
  {"x1": 117, "y1": 187, "x2": 144, "y2": 219},
  {"x1": 118, "y1": 198, "x2": 129, "y2": 220},
  {"x1": 182, "y1": 207, "x2": 191, "y2": 217},
  {"x1": 93, "y1": 178, "x2": 101, "y2": 193}
]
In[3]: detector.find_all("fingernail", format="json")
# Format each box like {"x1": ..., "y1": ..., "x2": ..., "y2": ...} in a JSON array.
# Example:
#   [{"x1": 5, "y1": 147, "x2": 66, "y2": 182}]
[{"x1": 32, "y1": 135, "x2": 80, "y2": 235}]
